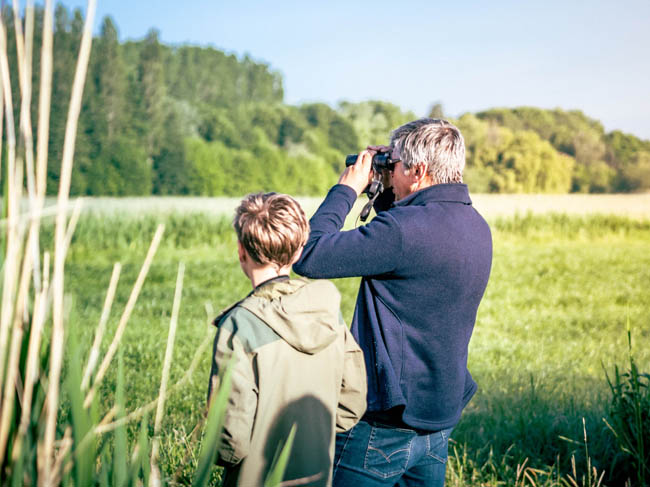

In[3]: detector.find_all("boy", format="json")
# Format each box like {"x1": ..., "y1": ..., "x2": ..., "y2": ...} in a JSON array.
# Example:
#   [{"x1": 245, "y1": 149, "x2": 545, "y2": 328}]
[{"x1": 208, "y1": 192, "x2": 367, "y2": 487}]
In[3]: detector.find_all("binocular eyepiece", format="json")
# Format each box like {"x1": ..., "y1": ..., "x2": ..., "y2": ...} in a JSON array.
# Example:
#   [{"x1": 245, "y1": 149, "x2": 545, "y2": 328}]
[{"x1": 345, "y1": 152, "x2": 397, "y2": 172}]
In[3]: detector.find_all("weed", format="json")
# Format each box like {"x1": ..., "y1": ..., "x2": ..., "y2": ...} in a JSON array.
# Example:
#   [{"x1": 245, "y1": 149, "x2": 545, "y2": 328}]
[{"x1": 604, "y1": 327, "x2": 650, "y2": 486}]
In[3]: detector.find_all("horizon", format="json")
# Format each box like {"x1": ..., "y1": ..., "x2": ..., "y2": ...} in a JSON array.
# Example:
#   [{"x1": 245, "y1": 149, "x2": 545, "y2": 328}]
[{"x1": 38, "y1": 1, "x2": 650, "y2": 140}]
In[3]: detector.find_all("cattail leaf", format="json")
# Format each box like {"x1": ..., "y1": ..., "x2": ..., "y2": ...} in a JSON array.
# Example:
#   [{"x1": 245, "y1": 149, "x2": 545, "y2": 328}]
[
  {"x1": 139, "y1": 414, "x2": 151, "y2": 487},
  {"x1": 99, "y1": 451, "x2": 110, "y2": 487},
  {"x1": 10, "y1": 440, "x2": 25, "y2": 487},
  {"x1": 66, "y1": 330, "x2": 95, "y2": 486},
  {"x1": 113, "y1": 347, "x2": 128, "y2": 487},
  {"x1": 192, "y1": 359, "x2": 233, "y2": 487},
  {"x1": 264, "y1": 424, "x2": 297, "y2": 487}
]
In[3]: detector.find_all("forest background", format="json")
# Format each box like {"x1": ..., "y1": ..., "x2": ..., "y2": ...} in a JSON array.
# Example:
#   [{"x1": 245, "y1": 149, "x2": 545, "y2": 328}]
[{"x1": 4, "y1": 4, "x2": 650, "y2": 199}]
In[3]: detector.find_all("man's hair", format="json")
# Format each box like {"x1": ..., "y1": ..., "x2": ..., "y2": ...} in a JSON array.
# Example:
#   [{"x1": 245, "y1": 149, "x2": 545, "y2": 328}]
[
  {"x1": 390, "y1": 118, "x2": 465, "y2": 184},
  {"x1": 233, "y1": 192, "x2": 309, "y2": 268}
]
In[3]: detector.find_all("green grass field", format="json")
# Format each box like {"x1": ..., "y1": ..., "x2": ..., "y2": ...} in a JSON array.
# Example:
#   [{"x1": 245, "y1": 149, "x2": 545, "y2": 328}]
[{"x1": 52, "y1": 206, "x2": 650, "y2": 486}]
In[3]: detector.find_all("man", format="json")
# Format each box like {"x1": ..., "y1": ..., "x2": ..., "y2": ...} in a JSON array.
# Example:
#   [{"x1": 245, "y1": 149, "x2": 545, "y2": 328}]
[{"x1": 293, "y1": 118, "x2": 493, "y2": 486}]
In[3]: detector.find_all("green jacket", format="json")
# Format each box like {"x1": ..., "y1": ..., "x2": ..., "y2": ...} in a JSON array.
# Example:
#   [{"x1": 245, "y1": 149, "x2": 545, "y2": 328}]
[{"x1": 209, "y1": 277, "x2": 367, "y2": 487}]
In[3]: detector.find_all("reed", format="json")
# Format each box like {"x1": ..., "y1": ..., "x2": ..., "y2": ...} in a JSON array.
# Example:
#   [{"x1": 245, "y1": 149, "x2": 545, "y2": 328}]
[
  {"x1": 0, "y1": 2, "x2": 242, "y2": 485},
  {"x1": 150, "y1": 262, "x2": 185, "y2": 486}
]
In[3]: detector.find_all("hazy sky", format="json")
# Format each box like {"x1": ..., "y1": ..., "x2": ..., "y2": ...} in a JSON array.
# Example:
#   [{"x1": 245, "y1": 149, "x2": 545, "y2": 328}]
[{"x1": 55, "y1": 0, "x2": 650, "y2": 139}]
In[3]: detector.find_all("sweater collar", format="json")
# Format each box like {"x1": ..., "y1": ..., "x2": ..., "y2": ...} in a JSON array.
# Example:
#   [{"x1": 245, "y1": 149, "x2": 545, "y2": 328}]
[{"x1": 393, "y1": 183, "x2": 472, "y2": 207}]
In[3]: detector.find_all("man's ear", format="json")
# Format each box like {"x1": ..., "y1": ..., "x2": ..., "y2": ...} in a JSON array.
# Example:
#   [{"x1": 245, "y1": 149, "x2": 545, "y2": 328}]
[{"x1": 413, "y1": 162, "x2": 427, "y2": 181}]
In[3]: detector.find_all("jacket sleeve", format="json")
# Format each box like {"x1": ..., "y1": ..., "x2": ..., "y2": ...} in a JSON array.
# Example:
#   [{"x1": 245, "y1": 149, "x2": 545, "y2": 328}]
[
  {"x1": 336, "y1": 324, "x2": 368, "y2": 432},
  {"x1": 293, "y1": 184, "x2": 402, "y2": 279},
  {"x1": 208, "y1": 313, "x2": 258, "y2": 466}
]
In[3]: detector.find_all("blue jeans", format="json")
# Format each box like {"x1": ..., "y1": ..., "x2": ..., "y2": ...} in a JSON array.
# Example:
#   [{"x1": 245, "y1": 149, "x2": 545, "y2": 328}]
[{"x1": 333, "y1": 420, "x2": 453, "y2": 487}]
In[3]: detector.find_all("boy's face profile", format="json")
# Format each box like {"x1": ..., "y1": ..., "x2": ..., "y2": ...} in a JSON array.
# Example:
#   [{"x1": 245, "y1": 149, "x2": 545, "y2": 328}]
[{"x1": 237, "y1": 240, "x2": 252, "y2": 281}]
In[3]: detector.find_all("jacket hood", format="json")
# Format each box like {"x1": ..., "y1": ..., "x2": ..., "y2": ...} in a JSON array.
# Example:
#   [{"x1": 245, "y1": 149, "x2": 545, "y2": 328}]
[{"x1": 238, "y1": 278, "x2": 340, "y2": 354}]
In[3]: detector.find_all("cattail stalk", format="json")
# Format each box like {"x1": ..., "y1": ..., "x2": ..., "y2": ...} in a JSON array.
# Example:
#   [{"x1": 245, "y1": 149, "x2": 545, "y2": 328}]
[
  {"x1": 13, "y1": 0, "x2": 37, "y2": 204},
  {"x1": 15, "y1": 0, "x2": 45, "y2": 294},
  {"x1": 81, "y1": 262, "x2": 122, "y2": 390},
  {"x1": 25, "y1": 0, "x2": 54, "y2": 302},
  {"x1": 84, "y1": 224, "x2": 165, "y2": 408},
  {"x1": 0, "y1": 214, "x2": 34, "y2": 461},
  {"x1": 0, "y1": 5, "x2": 41, "y2": 460},
  {"x1": 11, "y1": 252, "x2": 50, "y2": 462},
  {"x1": 0, "y1": 12, "x2": 19, "y2": 398},
  {"x1": 150, "y1": 263, "x2": 185, "y2": 487},
  {"x1": 44, "y1": 0, "x2": 97, "y2": 483}
]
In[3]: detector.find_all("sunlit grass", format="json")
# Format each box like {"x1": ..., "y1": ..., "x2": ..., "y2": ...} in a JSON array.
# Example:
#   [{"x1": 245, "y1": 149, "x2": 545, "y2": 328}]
[
  {"x1": 38, "y1": 192, "x2": 650, "y2": 221},
  {"x1": 47, "y1": 210, "x2": 650, "y2": 485}
]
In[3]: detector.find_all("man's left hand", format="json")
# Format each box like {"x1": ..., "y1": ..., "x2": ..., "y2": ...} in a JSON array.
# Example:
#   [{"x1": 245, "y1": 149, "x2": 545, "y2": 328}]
[{"x1": 338, "y1": 149, "x2": 375, "y2": 196}]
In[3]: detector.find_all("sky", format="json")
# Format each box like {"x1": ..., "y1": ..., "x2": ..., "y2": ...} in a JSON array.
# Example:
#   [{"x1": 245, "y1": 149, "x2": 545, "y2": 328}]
[{"x1": 54, "y1": 0, "x2": 650, "y2": 139}]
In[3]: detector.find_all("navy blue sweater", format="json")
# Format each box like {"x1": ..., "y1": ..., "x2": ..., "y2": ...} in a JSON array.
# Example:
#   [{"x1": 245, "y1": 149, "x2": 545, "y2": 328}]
[{"x1": 293, "y1": 183, "x2": 492, "y2": 431}]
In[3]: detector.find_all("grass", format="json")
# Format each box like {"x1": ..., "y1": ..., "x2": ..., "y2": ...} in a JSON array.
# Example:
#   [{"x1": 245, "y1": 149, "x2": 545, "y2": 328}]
[
  {"x1": 40, "y1": 192, "x2": 650, "y2": 220},
  {"x1": 32, "y1": 209, "x2": 648, "y2": 486},
  {"x1": 2, "y1": 2, "x2": 649, "y2": 483}
]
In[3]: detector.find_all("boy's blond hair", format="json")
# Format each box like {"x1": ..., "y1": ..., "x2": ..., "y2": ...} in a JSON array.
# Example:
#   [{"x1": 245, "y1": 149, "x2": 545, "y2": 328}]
[{"x1": 233, "y1": 192, "x2": 309, "y2": 268}]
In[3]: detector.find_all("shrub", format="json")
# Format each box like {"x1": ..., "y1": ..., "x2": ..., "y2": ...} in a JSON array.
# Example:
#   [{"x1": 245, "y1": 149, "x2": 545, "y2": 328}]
[{"x1": 604, "y1": 328, "x2": 650, "y2": 486}]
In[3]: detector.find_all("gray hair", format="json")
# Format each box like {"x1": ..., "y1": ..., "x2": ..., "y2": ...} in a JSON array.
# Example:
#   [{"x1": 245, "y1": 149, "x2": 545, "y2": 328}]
[{"x1": 389, "y1": 118, "x2": 465, "y2": 184}]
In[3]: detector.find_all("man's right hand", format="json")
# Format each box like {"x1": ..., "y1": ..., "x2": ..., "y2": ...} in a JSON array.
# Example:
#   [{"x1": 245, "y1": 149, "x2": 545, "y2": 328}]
[{"x1": 338, "y1": 149, "x2": 375, "y2": 196}]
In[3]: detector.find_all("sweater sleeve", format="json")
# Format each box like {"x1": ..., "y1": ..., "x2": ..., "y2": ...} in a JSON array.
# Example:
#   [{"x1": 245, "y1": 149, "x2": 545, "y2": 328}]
[
  {"x1": 208, "y1": 313, "x2": 258, "y2": 466},
  {"x1": 293, "y1": 185, "x2": 402, "y2": 278},
  {"x1": 336, "y1": 323, "x2": 368, "y2": 432}
]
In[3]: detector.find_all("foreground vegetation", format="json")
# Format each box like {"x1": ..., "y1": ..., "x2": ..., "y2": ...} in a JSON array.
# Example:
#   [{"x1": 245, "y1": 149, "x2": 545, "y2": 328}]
[{"x1": 31, "y1": 210, "x2": 645, "y2": 486}]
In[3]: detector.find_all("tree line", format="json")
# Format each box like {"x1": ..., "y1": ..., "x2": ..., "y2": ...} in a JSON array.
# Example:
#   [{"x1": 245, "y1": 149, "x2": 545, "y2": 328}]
[{"x1": 4, "y1": 5, "x2": 650, "y2": 196}]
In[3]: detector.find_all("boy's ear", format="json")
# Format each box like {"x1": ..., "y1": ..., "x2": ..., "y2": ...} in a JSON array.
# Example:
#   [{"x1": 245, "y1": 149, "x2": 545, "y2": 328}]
[
  {"x1": 290, "y1": 247, "x2": 304, "y2": 266},
  {"x1": 237, "y1": 241, "x2": 247, "y2": 263}
]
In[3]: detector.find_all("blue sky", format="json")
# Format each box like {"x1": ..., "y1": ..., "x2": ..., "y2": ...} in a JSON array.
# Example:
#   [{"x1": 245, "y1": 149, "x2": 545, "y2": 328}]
[{"x1": 55, "y1": 0, "x2": 650, "y2": 139}]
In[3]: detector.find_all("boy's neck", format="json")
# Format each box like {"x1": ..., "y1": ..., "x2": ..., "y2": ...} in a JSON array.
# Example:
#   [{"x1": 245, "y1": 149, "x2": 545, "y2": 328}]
[{"x1": 247, "y1": 264, "x2": 292, "y2": 288}]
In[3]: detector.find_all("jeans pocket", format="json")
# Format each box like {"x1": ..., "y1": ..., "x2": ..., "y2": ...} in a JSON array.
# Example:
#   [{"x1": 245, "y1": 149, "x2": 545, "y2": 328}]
[
  {"x1": 425, "y1": 428, "x2": 452, "y2": 464},
  {"x1": 364, "y1": 426, "x2": 414, "y2": 478}
]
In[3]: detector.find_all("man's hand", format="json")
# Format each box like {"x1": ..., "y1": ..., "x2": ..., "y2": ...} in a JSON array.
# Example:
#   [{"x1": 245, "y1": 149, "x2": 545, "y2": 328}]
[{"x1": 338, "y1": 149, "x2": 375, "y2": 196}]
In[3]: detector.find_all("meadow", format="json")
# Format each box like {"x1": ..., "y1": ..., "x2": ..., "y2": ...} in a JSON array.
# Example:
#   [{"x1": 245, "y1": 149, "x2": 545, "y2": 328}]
[
  {"x1": 45, "y1": 196, "x2": 650, "y2": 486},
  {"x1": 2, "y1": 2, "x2": 647, "y2": 483}
]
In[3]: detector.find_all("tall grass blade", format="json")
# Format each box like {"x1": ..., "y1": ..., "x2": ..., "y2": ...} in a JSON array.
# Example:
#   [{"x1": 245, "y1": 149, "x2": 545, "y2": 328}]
[
  {"x1": 81, "y1": 262, "x2": 122, "y2": 390},
  {"x1": 10, "y1": 437, "x2": 25, "y2": 487},
  {"x1": 150, "y1": 262, "x2": 184, "y2": 487},
  {"x1": 0, "y1": 5, "x2": 20, "y2": 407},
  {"x1": 85, "y1": 223, "x2": 165, "y2": 408},
  {"x1": 99, "y1": 451, "x2": 110, "y2": 487},
  {"x1": 604, "y1": 328, "x2": 650, "y2": 486},
  {"x1": 65, "y1": 331, "x2": 95, "y2": 487},
  {"x1": 139, "y1": 414, "x2": 151, "y2": 487},
  {"x1": 45, "y1": 0, "x2": 97, "y2": 481},
  {"x1": 192, "y1": 360, "x2": 233, "y2": 487},
  {"x1": 114, "y1": 347, "x2": 128, "y2": 487},
  {"x1": 264, "y1": 424, "x2": 297, "y2": 487}
]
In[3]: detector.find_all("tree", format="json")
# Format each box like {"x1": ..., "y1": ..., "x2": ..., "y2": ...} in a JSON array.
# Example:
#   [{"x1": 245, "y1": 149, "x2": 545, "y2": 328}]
[
  {"x1": 428, "y1": 102, "x2": 444, "y2": 119},
  {"x1": 89, "y1": 17, "x2": 127, "y2": 143},
  {"x1": 135, "y1": 29, "x2": 167, "y2": 162}
]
